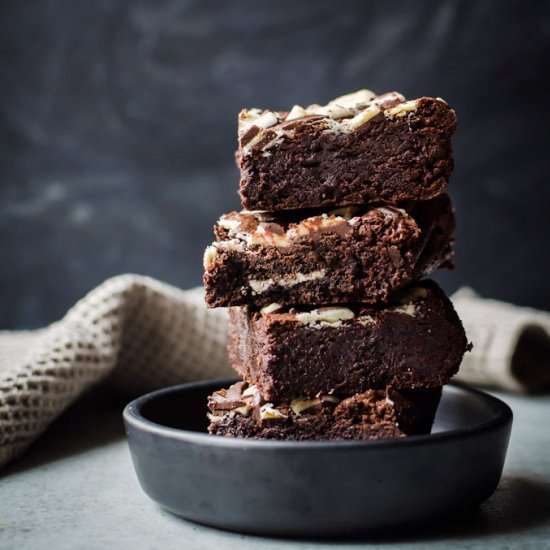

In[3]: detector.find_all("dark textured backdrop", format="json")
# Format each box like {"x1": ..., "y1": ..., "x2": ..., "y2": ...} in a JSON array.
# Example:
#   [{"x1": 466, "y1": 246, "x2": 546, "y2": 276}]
[{"x1": 1, "y1": 0, "x2": 549, "y2": 328}]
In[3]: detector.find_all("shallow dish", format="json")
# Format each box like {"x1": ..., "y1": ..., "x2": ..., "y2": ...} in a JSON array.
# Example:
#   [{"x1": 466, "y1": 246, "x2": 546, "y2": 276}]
[{"x1": 123, "y1": 379, "x2": 512, "y2": 537}]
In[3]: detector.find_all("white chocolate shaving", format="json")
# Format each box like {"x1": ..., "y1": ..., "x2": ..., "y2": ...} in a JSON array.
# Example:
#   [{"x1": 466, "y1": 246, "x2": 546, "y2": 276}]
[
  {"x1": 328, "y1": 89, "x2": 377, "y2": 108},
  {"x1": 242, "y1": 132, "x2": 267, "y2": 154},
  {"x1": 291, "y1": 398, "x2": 322, "y2": 415},
  {"x1": 203, "y1": 245, "x2": 217, "y2": 268},
  {"x1": 238, "y1": 108, "x2": 262, "y2": 131},
  {"x1": 249, "y1": 278, "x2": 275, "y2": 294},
  {"x1": 386, "y1": 100, "x2": 418, "y2": 117},
  {"x1": 277, "y1": 270, "x2": 325, "y2": 288},
  {"x1": 213, "y1": 239, "x2": 246, "y2": 253},
  {"x1": 216, "y1": 216, "x2": 256, "y2": 246},
  {"x1": 286, "y1": 215, "x2": 348, "y2": 240},
  {"x1": 239, "y1": 91, "x2": 433, "y2": 156},
  {"x1": 388, "y1": 303, "x2": 417, "y2": 316},
  {"x1": 242, "y1": 384, "x2": 258, "y2": 397},
  {"x1": 343, "y1": 106, "x2": 381, "y2": 130},
  {"x1": 322, "y1": 395, "x2": 340, "y2": 404},
  {"x1": 240, "y1": 111, "x2": 280, "y2": 154},
  {"x1": 291, "y1": 395, "x2": 341, "y2": 415},
  {"x1": 373, "y1": 91, "x2": 406, "y2": 109},
  {"x1": 218, "y1": 216, "x2": 241, "y2": 232},
  {"x1": 207, "y1": 413, "x2": 224, "y2": 424},
  {"x1": 260, "y1": 303, "x2": 283, "y2": 314},
  {"x1": 234, "y1": 405, "x2": 252, "y2": 416},
  {"x1": 295, "y1": 307, "x2": 355, "y2": 325},
  {"x1": 309, "y1": 104, "x2": 355, "y2": 119},
  {"x1": 241, "y1": 110, "x2": 278, "y2": 133},
  {"x1": 249, "y1": 229, "x2": 291, "y2": 248},
  {"x1": 250, "y1": 270, "x2": 326, "y2": 295},
  {"x1": 286, "y1": 105, "x2": 307, "y2": 121},
  {"x1": 260, "y1": 404, "x2": 288, "y2": 420}
]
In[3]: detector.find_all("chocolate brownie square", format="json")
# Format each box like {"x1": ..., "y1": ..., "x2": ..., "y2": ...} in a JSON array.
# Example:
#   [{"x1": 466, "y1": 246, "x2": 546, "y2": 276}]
[
  {"x1": 204, "y1": 194, "x2": 454, "y2": 308},
  {"x1": 207, "y1": 381, "x2": 442, "y2": 441},
  {"x1": 237, "y1": 90, "x2": 456, "y2": 211},
  {"x1": 228, "y1": 280, "x2": 470, "y2": 401}
]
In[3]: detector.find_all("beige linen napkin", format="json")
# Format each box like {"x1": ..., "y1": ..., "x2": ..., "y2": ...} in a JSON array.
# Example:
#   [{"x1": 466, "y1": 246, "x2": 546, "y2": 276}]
[
  {"x1": 1, "y1": 275, "x2": 549, "y2": 468},
  {"x1": 0, "y1": 275, "x2": 231, "y2": 468},
  {"x1": 452, "y1": 287, "x2": 550, "y2": 393}
]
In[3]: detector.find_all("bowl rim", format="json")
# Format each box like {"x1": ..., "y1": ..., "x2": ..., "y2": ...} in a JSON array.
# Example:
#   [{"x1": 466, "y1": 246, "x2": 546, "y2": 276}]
[{"x1": 123, "y1": 378, "x2": 513, "y2": 451}]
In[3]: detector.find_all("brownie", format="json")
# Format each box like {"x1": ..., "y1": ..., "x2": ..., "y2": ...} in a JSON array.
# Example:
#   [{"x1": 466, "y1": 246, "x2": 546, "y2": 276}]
[
  {"x1": 204, "y1": 194, "x2": 454, "y2": 308},
  {"x1": 228, "y1": 280, "x2": 470, "y2": 401},
  {"x1": 237, "y1": 90, "x2": 457, "y2": 211},
  {"x1": 207, "y1": 381, "x2": 442, "y2": 440}
]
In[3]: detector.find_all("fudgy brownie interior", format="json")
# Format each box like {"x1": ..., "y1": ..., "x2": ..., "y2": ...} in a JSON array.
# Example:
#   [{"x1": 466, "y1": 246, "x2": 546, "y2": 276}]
[{"x1": 237, "y1": 91, "x2": 456, "y2": 211}]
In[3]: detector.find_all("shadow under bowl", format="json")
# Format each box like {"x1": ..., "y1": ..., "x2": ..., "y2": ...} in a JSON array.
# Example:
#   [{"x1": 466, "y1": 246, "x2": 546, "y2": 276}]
[{"x1": 123, "y1": 379, "x2": 512, "y2": 537}]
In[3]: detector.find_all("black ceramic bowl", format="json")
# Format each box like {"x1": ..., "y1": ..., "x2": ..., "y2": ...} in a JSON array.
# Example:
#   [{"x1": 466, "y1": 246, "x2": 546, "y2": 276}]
[{"x1": 123, "y1": 379, "x2": 512, "y2": 537}]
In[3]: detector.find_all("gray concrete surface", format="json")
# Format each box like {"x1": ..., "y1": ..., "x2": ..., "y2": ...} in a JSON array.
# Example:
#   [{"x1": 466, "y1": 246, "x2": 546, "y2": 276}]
[{"x1": 1, "y1": 387, "x2": 549, "y2": 550}]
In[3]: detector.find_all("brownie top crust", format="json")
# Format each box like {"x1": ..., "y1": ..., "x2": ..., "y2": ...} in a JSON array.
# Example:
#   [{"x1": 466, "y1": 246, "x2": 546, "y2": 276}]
[
  {"x1": 204, "y1": 202, "x2": 420, "y2": 268},
  {"x1": 208, "y1": 380, "x2": 343, "y2": 424},
  {"x1": 237, "y1": 89, "x2": 455, "y2": 158},
  {"x1": 253, "y1": 281, "x2": 436, "y2": 324},
  {"x1": 208, "y1": 380, "x2": 442, "y2": 440}
]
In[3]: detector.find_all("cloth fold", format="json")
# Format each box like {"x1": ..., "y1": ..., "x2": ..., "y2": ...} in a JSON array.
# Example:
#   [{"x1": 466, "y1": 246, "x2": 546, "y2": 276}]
[
  {"x1": 0, "y1": 275, "x2": 230, "y2": 467},
  {"x1": 452, "y1": 287, "x2": 550, "y2": 393},
  {"x1": 1, "y1": 275, "x2": 549, "y2": 468}
]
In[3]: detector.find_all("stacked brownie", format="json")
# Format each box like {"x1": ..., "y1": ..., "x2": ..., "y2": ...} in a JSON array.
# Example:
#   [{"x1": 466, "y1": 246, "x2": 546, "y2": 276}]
[{"x1": 204, "y1": 89, "x2": 470, "y2": 441}]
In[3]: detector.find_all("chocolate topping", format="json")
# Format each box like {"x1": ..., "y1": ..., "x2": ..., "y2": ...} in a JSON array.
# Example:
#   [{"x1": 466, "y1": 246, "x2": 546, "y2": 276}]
[
  {"x1": 208, "y1": 381, "x2": 442, "y2": 440},
  {"x1": 208, "y1": 381, "x2": 343, "y2": 424},
  {"x1": 205, "y1": 194, "x2": 455, "y2": 309},
  {"x1": 274, "y1": 114, "x2": 325, "y2": 131},
  {"x1": 258, "y1": 222, "x2": 285, "y2": 235},
  {"x1": 216, "y1": 202, "x2": 410, "y2": 245},
  {"x1": 237, "y1": 96, "x2": 456, "y2": 212},
  {"x1": 224, "y1": 380, "x2": 247, "y2": 401},
  {"x1": 207, "y1": 390, "x2": 245, "y2": 411},
  {"x1": 239, "y1": 125, "x2": 260, "y2": 148}
]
